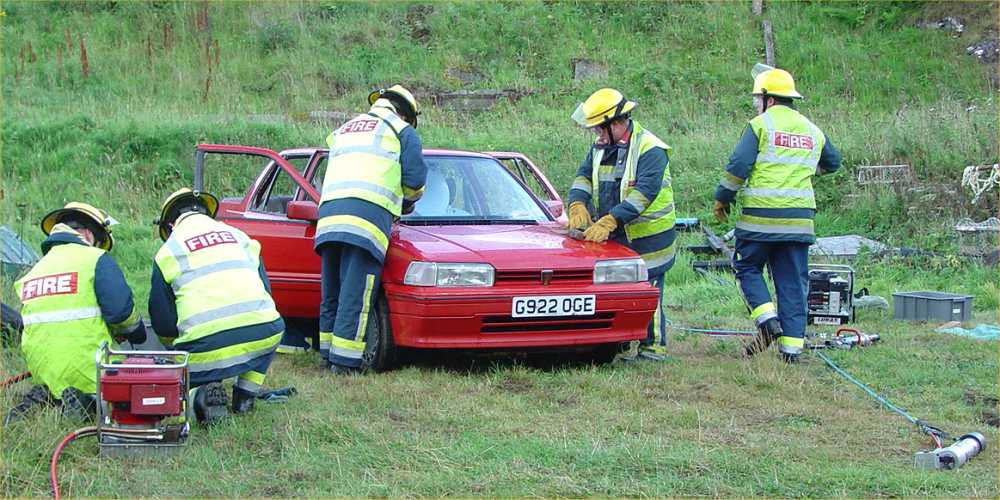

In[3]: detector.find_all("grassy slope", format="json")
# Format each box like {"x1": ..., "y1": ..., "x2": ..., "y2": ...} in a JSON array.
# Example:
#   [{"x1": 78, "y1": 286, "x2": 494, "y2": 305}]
[{"x1": 1, "y1": 1, "x2": 997, "y2": 497}]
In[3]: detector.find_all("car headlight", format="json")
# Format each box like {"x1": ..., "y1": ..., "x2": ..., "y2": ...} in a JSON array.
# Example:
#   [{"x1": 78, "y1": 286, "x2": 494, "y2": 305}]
[
  {"x1": 404, "y1": 262, "x2": 495, "y2": 287},
  {"x1": 594, "y1": 258, "x2": 648, "y2": 284}
]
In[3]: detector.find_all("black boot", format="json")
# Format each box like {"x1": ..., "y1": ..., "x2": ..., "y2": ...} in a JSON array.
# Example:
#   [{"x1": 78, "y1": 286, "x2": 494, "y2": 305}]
[
  {"x1": 193, "y1": 382, "x2": 229, "y2": 426},
  {"x1": 59, "y1": 387, "x2": 96, "y2": 422},
  {"x1": 4, "y1": 385, "x2": 54, "y2": 426},
  {"x1": 329, "y1": 363, "x2": 361, "y2": 376},
  {"x1": 232, "y1": 386, "x2": 256, "y2": 415},
  {"x1": 746, "y1": 318, "x2": 783, "y2": 356}
]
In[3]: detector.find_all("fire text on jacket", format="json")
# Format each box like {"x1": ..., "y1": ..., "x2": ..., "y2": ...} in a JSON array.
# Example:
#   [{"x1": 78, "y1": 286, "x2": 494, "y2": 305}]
[
  {"x1": 774, "y1": 131, "x2": 814, "y2": 150},
  {"x1": 185, "y1": 231, "x2": 238, "y2": 252},
  {"x1": 21, "y1": 272, "x2": 78, "y2": 300}
]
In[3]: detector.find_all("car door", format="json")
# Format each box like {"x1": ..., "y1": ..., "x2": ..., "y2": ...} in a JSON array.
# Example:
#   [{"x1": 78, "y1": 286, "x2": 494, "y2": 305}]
[
  {"x1": 194, "y1": 144, "x2": 322, "y2": 318},
  {"x1": 487, "y1": 152, "x2": 567, "y2": 224}
]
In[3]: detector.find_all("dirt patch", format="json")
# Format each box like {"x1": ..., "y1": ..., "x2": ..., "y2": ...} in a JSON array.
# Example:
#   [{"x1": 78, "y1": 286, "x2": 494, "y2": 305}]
[
  {"x1": 406, "y1": 4, "x2": 433, "y2": 44},
  {"x1": 497, "y1": 375, "x2": 535, "y2": 393},
  {"x1": 914, "y1": 1, "x2": 999, "y2": 87},
  {"x1": 963, "y1": 389, "x2": 999, "y2": 427},
  {"x1": 444, "y1": 66, "x2": 484, "y2": 85}
]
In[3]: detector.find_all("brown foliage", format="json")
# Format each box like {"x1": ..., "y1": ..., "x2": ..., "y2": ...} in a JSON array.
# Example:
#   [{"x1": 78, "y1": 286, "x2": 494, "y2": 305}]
[
  {"x1": 57, "y1": 46, "x2": 65, "y2": 81},
  {"x1": 162, "y1": 22, "x2": 173, "y2": 51},
  {"x1": 79, "y1": 34, "x2": 89, "y2": 80},
  {"x1": 195, "y1": 0, "x2": 211, "y2": 34},
  {"x1": 202, "y1": 69, "x2": 212, "y2": 103}
]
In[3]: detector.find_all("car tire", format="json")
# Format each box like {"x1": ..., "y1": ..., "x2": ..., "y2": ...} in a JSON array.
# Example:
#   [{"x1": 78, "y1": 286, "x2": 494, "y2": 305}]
[
  {"x1": 360, "y1": 295, "x2": 398, "y2": 373},
  {"x1": 1, "y1": 302, "x2": 23, "y2": 347},
  {"x1": 584, "y1": 342, "x2": 621, "y2": 365}
]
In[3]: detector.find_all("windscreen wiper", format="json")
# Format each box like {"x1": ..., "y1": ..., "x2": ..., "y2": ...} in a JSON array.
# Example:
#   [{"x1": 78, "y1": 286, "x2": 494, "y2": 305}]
[{"x1": 401, "y1": 218, "x2": 539, "y2": 226}]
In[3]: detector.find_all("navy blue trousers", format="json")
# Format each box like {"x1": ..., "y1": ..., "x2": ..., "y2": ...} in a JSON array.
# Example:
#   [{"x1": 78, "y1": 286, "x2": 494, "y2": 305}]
[
  {"x1": 318, "y1": 242, "x2": 383, "y2": 368},
  {"x1": 639, "y1": 273, "x2": 667, "y2": 352},
  {"x1": 733, "y1": 239, "x2": 810, "y2": 341}
]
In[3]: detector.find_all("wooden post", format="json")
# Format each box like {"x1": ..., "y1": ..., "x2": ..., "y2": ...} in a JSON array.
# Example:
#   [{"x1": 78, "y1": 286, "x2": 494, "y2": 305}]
[{"x1": 763, "y1": 19, "x2": 775, "y2": 66}]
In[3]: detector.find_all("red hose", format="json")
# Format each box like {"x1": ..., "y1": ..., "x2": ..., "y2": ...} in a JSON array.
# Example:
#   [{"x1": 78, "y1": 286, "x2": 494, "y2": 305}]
[
  {"x1": 50, "y1": 426, "x2": 97, "y2": 499},
  {"x1": 0, "y1": 371, "x2": 30, "y2": 389}
]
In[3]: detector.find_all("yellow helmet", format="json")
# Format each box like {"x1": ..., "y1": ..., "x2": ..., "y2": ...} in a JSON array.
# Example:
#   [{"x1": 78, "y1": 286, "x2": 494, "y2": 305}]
[
  {"x1": 156, "y1": 188, "x2": 220, "y2": 241},
  {"x1": 571, "y1": 88, "x2": 637, "y2": 128},
  {"x1": 368, "y1": 84, "x2": 420, "y2": 128},
  {"x1": 40, "y1": 202, "x2": 115, "y2": 251},
  {"x1": 751, "y1": 68, "x2": 803, "y2": 99}
]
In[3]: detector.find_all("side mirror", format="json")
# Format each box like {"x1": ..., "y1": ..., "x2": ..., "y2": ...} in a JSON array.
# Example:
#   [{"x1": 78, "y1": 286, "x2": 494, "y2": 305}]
[
  {"x1": 287, "y1": 200, "x2": 318, "y2": 222},
  {"x1": 544, "y1": 200, "x2": 564, "y2": 218}
]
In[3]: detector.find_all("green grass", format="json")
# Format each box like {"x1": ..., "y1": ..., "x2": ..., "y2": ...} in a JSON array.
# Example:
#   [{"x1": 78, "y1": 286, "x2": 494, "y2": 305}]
[{"x1": 1, "y1": 1, "x2": 997, "y2": 497}]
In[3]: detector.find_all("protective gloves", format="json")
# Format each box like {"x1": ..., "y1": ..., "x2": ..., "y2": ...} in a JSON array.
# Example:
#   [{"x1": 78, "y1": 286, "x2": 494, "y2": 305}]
[
  {"x1": 713, "y1": 200, "x2": 731, "y2": 224},
  {"x1": 582, "y1": 214, "x2": 617, "y2": 243},
  {"x1": 567, "y1": 201, "x2": 592, "y2": 230}
]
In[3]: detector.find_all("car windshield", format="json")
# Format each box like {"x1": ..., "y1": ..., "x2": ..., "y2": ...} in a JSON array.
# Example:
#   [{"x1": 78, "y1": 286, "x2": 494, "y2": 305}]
[{"x1": 403, "y1": 156, "x2": 549, "y2": 224}]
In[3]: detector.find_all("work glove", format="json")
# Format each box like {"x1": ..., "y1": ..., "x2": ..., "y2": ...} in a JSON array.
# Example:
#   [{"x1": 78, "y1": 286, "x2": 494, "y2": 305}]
[
  {"x1": 567, "y1": 201, "x2": 592, "y2": 230},
  {"x1": 582, "y1": 214, "x2": 617, "y2": 243},
  {"x1": 713, "y1": 200, "x2": 731, "y2": 224}
]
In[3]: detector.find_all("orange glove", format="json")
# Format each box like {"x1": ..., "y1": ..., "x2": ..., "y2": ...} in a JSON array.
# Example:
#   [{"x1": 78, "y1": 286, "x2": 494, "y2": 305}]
[
  {"x1": 567, "y1": 201, "x2": 592, "y2": 230},
  {"x1": 713, "y1": 200, "x2": 731, "y2": 224},
  {"x1": 582, "y1": 215, "x2": 617, "y2": 242}
]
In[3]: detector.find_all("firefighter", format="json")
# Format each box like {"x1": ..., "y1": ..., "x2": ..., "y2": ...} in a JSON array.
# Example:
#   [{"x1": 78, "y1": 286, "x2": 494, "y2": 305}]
[
  {"x1": 713, "y1": 66, "x2": 841, "y2": 363},
  {"x1": 5, "y1": 203, "x2": 145, "y2": 425},
  {"x1": 316, "y1": 84, "x2": 427, "y2": 374},
  {"x1": 566, "y1": 88, "x2": 677, "y2": 361},
  {"x1": 149, "y1": 188, "x2": 284, "y2": 424}
]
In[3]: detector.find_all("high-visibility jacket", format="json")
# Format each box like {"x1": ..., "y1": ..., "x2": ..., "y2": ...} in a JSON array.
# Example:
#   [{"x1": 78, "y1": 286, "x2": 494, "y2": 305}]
[
  {"x1": 736, "y1": 105, "x2": 825, "y2": 239},
  {"x1": 315, "y1": 102, "x2": 425, "y2": 262},
  {"x1": 321, "y1": 105, "x2": 419, "y2": 216},
  {"x1": 16, "y1": 238, "x2": 112, "y2": 397},
  {"x1": 583, "y1": 122, "x2": 677, "y2": 274},
  {"x1": 153, "y1": 213, "x2": 280, "y2": 348}
]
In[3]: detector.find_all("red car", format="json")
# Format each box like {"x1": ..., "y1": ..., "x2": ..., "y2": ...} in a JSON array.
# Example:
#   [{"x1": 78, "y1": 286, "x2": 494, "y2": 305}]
[{"x1": 195, "y1": 144, "x2": 658, "y2": 370}]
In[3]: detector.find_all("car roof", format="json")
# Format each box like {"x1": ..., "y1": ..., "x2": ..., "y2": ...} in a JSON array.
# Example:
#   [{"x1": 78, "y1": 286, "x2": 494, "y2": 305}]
[{"x1": 278, "y1": 147, "x2": 495, "y2": 159}]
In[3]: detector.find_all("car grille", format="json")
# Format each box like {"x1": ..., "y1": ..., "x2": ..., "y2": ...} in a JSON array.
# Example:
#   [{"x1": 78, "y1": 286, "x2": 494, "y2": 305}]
[
  {"x1": 480, "y1": 312, "x2": 614, "y2": 333},
  {"x1": 493, "y1": 268, "x2": 592, "y2": 284}
]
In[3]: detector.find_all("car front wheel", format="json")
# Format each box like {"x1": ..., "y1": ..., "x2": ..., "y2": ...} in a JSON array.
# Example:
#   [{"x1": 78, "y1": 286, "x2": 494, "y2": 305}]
[
  {"x1": 360, "y1": 295, "x2": 398, "y2": 373},
  {"x1": 585, "y1": 342, "x2": 623, "y2": 365}
]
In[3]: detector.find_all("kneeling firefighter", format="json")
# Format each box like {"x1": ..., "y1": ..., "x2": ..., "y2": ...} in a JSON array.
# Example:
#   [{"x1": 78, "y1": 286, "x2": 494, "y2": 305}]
[
  {"x1": 6, "y1": 203, "x2": 145, "y2": 425},
  {"x1": 149, "y1": 188, "x2": 284, "y2": 424},
  {"x1": 314, "y1": 84, "x2": 427, "y2": 375},
  {"x1": 566, "y1": 88, "x2": 677, "y2": 361}
]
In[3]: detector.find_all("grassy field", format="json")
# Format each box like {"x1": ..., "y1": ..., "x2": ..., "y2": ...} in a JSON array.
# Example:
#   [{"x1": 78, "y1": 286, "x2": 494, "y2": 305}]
[{"x1": 1, "y1": 1, "x2": 998, "y2": 497}]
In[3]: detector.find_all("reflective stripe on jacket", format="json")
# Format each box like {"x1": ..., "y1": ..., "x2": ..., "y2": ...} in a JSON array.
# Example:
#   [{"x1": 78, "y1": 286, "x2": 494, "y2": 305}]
[
  {"x1": 321, "y1": 103, "x2": 410, "y2": 216},
  {"x1": 153, "y1": 213, "x2": 280, "y2": 343},
  {"x1": 589, "y1": 122, "x2": 677, "y2": 274},
  {"x1": 15, "y1": 238, "x2": 108, "y2": 397},
  {"x1": 736, "y1": 106, "x2": 825, "y2": 240}
]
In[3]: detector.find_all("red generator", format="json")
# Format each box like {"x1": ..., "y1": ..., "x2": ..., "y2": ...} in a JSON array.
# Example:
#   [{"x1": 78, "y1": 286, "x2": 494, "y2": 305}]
[{"x1": 95, "y1": 342, "x2": 190, "y2": 456}]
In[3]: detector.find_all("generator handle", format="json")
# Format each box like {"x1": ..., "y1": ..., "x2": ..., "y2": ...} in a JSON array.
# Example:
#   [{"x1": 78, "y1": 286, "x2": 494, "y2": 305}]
[
  {"x1": 95, "y1": 342, "x2": 190, "y2": 370},
  {"x1": 808, "y1": 263, "x2": 855, "y2": 273}
]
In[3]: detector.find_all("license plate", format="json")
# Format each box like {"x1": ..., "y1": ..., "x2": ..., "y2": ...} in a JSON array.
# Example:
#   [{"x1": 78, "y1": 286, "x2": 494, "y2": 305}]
[{"x1": 512, "y1": 295, "x2": 596, "y2": 318}]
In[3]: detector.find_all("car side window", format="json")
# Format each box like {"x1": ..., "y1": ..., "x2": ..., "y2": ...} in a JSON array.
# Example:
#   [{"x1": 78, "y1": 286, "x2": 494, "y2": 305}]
[
  {"x1": 311, "y1": 156, "x2": 328, "y2": 192},
  {"x1": 250, "y1": 156, "x2": 312, "y2": 215},
  {"x1": 497, "y1": 158, "x2": 549, "y2": 202},
  {"x1": 250, "y1": 165, "x2": 296, "y2": 215}
]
